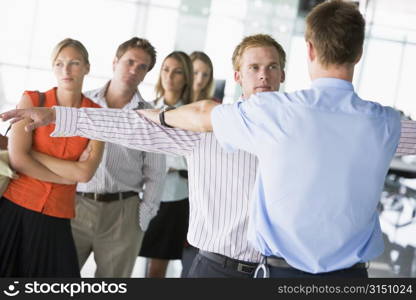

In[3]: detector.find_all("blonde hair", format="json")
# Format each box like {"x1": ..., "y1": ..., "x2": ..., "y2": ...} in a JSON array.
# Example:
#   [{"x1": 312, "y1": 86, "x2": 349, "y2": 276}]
[
  {"x1": 155, "y1": 51, "x2": 193, "y2": 104},
  {"x1": 51, "y1": 38, "x2": 89, "y2": 65},
  {"x1": 190, "y1": 51, "x2": 214, "y2": 101},
  {"x1": 232, "y1": 34, "x2": 286, "y2": 71}
]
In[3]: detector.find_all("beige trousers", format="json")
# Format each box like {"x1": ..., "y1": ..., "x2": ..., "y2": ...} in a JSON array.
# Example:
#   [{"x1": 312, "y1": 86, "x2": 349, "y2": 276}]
[{"x1": 71, "y1": 194, "x2": 144, "y2": 277}]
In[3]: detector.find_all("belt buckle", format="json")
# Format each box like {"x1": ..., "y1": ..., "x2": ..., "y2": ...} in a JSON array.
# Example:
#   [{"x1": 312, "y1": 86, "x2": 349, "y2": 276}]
[{"x1": 237, "y1": 263, "x2": 253, "y2": 274}]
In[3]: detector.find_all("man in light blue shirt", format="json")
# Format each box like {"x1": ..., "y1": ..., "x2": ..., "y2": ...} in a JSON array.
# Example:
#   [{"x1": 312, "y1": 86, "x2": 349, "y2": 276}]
[
  {"x1": 0, "y1": 1, "x2": 404, "y2": 278},
  {"x1": 136, "y1": 0, "x2": 402, "y2": 277}
]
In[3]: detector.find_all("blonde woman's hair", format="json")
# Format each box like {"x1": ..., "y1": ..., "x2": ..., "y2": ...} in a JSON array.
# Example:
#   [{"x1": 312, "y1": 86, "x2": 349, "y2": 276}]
[
  {"x1": 51, "y1": 38, "x2": 89, "y2": 65},
  {"x1": 155, "y1": 51, "x2": 193, "y2": 104},
  {"x1": 190, "y1": 51, "x2": 214, "y2": 101}
]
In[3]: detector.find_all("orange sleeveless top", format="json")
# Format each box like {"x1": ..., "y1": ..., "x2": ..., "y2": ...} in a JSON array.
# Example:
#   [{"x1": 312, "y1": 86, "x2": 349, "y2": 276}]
[{"x1": 4, "y1": 88, "x2": 101, "y2": 219}]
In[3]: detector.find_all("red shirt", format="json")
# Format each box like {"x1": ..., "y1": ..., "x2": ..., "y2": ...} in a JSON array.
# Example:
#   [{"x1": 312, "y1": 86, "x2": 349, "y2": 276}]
[{"x1": 4, "y1": 88, "x2": 100, "y2": 219}]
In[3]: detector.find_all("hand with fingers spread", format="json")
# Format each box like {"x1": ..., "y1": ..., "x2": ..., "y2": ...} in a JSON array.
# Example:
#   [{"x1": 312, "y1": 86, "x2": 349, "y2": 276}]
[{"x1": 0, "y1": 107, "x2": 56, "y2": 132}]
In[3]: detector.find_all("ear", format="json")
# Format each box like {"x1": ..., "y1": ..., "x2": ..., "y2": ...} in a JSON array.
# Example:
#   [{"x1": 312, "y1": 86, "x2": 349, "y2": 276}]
[
  {"x1": 234, "y1": 70, "x2": 242, "y2": 85},
  {"x1": 280, "y1": 70, "x2": 285, "y2": 83},
  {"x1": 306, "y1": 40, "x2": 316, "y2": 62},
  {"x1": 85, "y1": 64, "x2": 90, "y2": 75},
  {"x1": 112, "y1": 57, "x2": 118, "y2": 72}
]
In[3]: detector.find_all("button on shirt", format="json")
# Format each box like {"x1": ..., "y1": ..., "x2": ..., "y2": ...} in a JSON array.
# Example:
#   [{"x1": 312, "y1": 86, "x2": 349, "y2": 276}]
[
  {"x1": 211, "y1": 78, "x2": 402, "y2": 273},
  {"x1": 77, "y1": 82, "x2": 166, "y2": 230}
]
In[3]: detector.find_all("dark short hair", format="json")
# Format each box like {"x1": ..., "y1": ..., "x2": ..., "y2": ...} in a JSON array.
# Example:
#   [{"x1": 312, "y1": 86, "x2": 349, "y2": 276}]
[
  {"x1": 305, "y1": 0, "x2": 365, "y2": 66},
  {"x1": 115, "y1": 37, "x2": 157, "y2": 71}
]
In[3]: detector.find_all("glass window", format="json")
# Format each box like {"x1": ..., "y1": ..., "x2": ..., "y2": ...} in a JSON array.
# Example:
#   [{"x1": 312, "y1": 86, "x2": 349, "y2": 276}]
[
  {"x1": 285, "y1": 35, "x2": 309, "y2": 92},
  {"x1": 0, "y1": 0, "x2": 36, "y2": 65},
  {"x1": 395, "y1": 44, "x2": 416, "y2": 118},
  {"x1": 356, "y1": 39, "x2": 402, "y2": 107}
]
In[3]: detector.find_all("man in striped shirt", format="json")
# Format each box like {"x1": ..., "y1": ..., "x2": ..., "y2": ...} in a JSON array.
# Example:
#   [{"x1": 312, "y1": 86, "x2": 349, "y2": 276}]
[
  {"x1": 72, "y1": 37, "x2": 166, "y2": 277},
  {"x1": 1, "y1": 34, "x2": 287, "y2": 278}
]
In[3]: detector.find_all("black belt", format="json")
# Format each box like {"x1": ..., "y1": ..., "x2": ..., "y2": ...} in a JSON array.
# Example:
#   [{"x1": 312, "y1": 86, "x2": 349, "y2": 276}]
[
  {"x1": 266, "y1": 256, "x2": 366, "y2": 270},
  {"x1": 199, "y1": 250, "x2": 257, "y2": 274},
  {"x1": 77, "y1": 191, "x2": 137, "y2": 202}
]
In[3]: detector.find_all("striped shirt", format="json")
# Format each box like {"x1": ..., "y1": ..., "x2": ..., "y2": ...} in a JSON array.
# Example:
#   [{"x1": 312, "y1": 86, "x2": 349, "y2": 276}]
[
  {"x1": 52, "y1": 107, "x2": 262, "y2": 263},
  {"x1": 152, "y1": 97, "x2": 188, "y2": 202},
  {"x1": 50, "y1": 107, "x2": 416, "y2": 262},
  {"x1": 396, "y1": 120, "x2": 416, "y2": 155},
  {"x1": 77, "y1": 83, "x2": 166, "y2": 230}
]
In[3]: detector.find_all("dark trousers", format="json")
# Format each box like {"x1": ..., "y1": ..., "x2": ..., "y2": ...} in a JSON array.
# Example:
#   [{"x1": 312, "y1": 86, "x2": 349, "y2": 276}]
[
  {"x1": 181, "y1": 245, "x2": 199, "y2": 278},
  {"x1": 187, "y1": 252, "x2": 256, "y2": 278},
  {"x1": 0, "y1": 197, "x2": 80, "y2": 277},
  {"x1": 254, "y1": 264, "x2": 368, "y2": 278}
]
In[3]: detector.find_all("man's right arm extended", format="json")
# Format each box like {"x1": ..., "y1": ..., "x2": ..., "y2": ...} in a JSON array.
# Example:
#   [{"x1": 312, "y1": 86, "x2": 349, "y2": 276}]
[{"x1": 1, "y1": 106, "x2": 201, "y2": 156}]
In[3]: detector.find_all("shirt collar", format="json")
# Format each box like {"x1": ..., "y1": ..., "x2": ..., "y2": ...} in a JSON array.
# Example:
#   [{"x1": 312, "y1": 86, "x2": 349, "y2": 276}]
[
  {"x1": 93, "y1": 80, "x2": 144, "y2": 109},
  {"x1": 311, "y1": 78, "x2": 354, "y2": 91}
]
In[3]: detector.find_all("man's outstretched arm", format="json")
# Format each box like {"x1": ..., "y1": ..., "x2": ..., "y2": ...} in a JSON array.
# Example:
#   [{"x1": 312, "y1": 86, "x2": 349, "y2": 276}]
[
  {"x1": 1, "y1": 107, "x2": 56, "y2": 131},
  {"x1": 138, "y1": 100, "x2": 219, "y2": 132},
  {"x1": 1, "y1": 106, "x2": 201, "y2": 156}
]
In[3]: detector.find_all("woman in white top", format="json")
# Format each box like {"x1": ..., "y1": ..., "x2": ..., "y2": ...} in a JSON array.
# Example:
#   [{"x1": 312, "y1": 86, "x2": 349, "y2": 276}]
[{"x1": 139, "y1": 51, "x2": 193, "y2": 278}]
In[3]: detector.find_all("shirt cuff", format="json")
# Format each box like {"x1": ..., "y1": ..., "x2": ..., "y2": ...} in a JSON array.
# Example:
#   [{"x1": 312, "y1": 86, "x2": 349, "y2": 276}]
[{"x1": 50, "y1": 106, "x2": 79, "y2": 137}]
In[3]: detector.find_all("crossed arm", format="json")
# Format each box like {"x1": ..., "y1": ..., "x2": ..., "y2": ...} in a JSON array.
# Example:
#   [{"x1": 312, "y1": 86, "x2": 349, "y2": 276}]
[
  {"x1": 30, "y1": 139, "x2": 103, "y2": 183},
  {"x1": 8, "y1": 94, "x2": 103, "y2": 184}
]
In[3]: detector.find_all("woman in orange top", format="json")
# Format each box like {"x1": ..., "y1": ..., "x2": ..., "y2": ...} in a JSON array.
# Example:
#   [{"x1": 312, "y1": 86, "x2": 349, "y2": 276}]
[{"x1": 0, "y1": 38, "x2": 104, "y2": 277}]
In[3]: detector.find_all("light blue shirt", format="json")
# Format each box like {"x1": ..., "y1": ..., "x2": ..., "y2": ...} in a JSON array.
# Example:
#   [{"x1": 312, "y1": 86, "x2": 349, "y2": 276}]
[{"x1": 211, "y1": 78, "x2": 401, "y2": 273}]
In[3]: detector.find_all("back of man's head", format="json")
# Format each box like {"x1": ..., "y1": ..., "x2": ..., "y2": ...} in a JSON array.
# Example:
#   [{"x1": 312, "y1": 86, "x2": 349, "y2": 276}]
[
  {"x1": 232, "y1": 34, "x2": 286, "y2": 72},
  {"x1": 115, "y1": 37, "x2": 157, "y2": 71},
  {"x1": 305, "y1": 0, "x2": 365, "y2": 67}
]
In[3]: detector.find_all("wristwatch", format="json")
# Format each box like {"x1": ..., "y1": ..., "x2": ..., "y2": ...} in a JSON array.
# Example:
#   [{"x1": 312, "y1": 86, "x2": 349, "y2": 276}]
[{"x1": 159, "y1": 106, "x2": 176, "y2": 128}]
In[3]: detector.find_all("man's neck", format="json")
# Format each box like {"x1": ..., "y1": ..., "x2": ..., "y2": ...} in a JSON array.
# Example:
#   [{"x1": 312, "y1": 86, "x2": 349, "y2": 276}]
[
  {"x1": 106, "y1": 80, "x2": 137, "y2": 108},
  {"x1": 310, "y1": 62, "x2": 354, "y2": 82}
]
